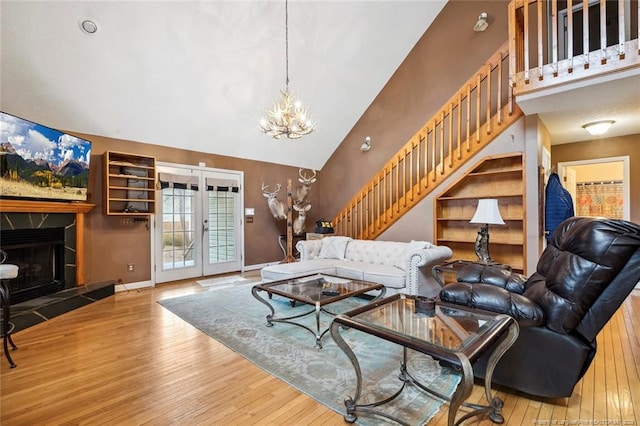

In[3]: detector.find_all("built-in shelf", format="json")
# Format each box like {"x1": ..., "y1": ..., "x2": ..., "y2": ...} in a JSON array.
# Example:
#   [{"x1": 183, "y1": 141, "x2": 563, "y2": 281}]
[
  {"x1": 434, "y1": 152, "x2": 526, "y2": 273},
  {"x1": 104, "y1": 151, "x2": 156, "y2": 216},
  {"x1": 437, "y1": 193, "x2": 523, "y2": 201}
]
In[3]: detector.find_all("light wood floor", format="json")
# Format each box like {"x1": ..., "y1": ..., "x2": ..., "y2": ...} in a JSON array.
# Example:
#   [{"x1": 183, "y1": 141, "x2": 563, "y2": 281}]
[{"x1": 2, "y1": 274, "x2": 639, "y2": 425}]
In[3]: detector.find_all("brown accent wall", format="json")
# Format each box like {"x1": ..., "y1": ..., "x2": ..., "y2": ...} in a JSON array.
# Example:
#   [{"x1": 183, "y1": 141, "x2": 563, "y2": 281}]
[
  {"x1": 551, "y1": 134, "x2": 640, "y2": 224},
  {"x1": 314, "y1": 0, "x2": 511, "y2": 219},
  {"x1": 76, "y1": 0, "x2": 513, "y2": 285},
  {"x1": 79, "y1": 134, "x2": 301, "y2": 285}
]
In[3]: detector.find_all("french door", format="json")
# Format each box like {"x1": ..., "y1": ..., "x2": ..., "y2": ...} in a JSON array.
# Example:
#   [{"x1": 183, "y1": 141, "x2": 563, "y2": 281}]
[{"x1": 154, "y1": 164, "x2": 243, "y2": 284}]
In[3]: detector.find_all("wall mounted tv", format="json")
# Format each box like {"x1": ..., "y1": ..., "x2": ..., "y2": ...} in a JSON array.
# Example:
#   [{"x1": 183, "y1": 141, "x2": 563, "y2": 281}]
[{"x1": 0, "y1": 111, "x2": 92, "y2": 202}]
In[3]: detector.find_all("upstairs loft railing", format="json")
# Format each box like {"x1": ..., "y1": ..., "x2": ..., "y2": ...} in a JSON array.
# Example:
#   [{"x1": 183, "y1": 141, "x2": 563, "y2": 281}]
[
  {"x1": 333, "y1": 42, "x2": 523, "y2": 240},
  {"x1": 509, "y1": 0, "x2": 640, "y2": 95}
]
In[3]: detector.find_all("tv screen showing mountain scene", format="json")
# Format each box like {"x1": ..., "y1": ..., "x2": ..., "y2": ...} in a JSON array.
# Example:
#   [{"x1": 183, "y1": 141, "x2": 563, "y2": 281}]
[{"x1": 0, "y1": 111, "x2": 92, "y2": 202}]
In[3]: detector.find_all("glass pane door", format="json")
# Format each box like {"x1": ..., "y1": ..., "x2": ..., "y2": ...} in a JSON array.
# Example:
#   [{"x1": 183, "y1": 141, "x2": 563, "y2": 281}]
[
  {"x1": 154, "y1": 165, "x2": 243, "y2": 283},
  {"x1": 155, "y1": 167, "x2": 201, "y2": 283},
  {"x1": 203, "y1": 171, "x2": 242, "y2": 276}
]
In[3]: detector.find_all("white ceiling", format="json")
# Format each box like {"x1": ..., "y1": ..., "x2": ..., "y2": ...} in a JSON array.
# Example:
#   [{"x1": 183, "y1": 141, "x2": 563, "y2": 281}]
[{"x1": 0, "y1": 0, "x2": 447, "y2": 170}]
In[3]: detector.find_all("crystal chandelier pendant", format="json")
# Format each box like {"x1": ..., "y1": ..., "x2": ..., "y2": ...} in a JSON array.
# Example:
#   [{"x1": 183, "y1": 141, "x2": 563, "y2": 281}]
[{"x1": 259, "y1": 0, "x2": 315, "y2": 139}]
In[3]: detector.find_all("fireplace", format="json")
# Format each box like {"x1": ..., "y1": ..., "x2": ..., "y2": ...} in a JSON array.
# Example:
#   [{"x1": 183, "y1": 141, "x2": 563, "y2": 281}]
[
  {"x1": 1, "y1": 228, "x2": 66, "y2": 304},
  {"x1": 0, "y1": 201, "x2": 117, "y2": 334},
  {"x1": 1, "y1": 211, "x2": 79, "y2": 305}
]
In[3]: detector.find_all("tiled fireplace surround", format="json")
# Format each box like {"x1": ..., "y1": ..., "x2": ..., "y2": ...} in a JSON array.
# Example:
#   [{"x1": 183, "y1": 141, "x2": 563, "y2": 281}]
[
  {"x1": 1, "y1": 201, "x2": 114, "y2": 332},
  {"x1": 2, "y1": 211, "x2": 79, "y2": 290}
]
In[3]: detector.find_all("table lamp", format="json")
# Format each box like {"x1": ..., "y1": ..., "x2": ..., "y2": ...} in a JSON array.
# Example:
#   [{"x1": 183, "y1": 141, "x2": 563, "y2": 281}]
[{"x1": 470, "y1": 199, "x2": 505, "y2": 263}]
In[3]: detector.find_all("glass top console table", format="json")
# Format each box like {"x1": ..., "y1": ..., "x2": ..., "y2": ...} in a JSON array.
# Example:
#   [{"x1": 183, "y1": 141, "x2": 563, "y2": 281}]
[
  {"x1": 252, "y1": 274, "x2": 385, "y2": 348},
  {"x1": 330, "y1": 293, "x2": 518, "y2": 426}
]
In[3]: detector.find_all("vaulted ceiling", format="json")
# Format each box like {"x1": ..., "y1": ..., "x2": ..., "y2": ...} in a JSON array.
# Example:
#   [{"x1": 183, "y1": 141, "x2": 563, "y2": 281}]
[
  {"x1": 0, "y1": 1, "x2": 448, "y2": 170},
  {"x1": 3, "y1": 1, "x2": 639, "y2": 174}
]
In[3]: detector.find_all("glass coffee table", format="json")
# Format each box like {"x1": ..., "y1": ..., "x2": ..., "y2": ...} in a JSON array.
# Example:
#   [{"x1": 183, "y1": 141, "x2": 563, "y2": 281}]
[
  {"x1": 330, "y1": 293, "x2": 518, "y2": 426},
  {"x1": 251, "y1": 274, "x2": 386, "y2": 348}
]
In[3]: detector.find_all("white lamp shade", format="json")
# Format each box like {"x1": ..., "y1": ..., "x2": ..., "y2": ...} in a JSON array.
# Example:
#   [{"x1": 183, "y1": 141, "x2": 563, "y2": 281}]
[{"x1": 470, "y1": 199, "x2": 505, "y2": 225}]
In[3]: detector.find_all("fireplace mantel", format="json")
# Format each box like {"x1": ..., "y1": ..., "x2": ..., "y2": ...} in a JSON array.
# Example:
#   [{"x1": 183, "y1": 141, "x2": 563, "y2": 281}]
[
  {"x1": 1, "y1": 199, "x2": 95, "y2": 285},
  {"x1": 0, "y1": 199, "x2": 95, "y2": 213}
]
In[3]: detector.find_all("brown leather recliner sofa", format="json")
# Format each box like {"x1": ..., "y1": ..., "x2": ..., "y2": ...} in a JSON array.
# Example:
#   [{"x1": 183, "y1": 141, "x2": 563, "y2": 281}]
[{"x1": 438, "y1": 217, "x2": 640, "y2": 398}]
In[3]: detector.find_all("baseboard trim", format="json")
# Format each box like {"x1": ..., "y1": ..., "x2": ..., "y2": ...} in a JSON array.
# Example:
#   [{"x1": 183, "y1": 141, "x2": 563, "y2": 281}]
[
  {"x1": 244, "y1": 262, "x2": 275, "y2": 271},
  {"x1": 115, "y1": 280, "x2": 154, "y2": 292}
]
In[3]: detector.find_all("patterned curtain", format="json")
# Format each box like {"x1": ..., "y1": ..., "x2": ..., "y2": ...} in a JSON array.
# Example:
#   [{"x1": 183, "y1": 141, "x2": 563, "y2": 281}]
[{"x1": 575, "y1": 181, "x2": 623, "y2": 219}]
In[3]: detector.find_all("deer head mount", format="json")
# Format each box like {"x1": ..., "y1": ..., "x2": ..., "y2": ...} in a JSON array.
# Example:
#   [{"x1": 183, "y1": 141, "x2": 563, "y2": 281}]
[
  {"x1": 295, "y1": 168, "x2": 316, "y2": 203},
  {"x1": 262, "y1": 169, "x2": 317, "y2": 229},
  {"x1": 292, "y1": 201, "x2": 311, "y2": 235},
  {"x1": 261, "y1": 183, "x2": 286, "y2": 220}
]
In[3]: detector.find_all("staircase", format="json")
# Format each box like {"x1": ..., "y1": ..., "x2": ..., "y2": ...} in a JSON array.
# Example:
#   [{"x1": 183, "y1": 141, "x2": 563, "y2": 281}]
[{"x1": 333, "y1": 42, "x2": 523, "y2": 239}]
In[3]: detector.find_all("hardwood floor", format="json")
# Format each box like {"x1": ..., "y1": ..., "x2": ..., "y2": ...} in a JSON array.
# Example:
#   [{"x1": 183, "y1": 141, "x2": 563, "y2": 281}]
[{"x1": 2, "y1": 275, "x2": 639, "y2": 425}]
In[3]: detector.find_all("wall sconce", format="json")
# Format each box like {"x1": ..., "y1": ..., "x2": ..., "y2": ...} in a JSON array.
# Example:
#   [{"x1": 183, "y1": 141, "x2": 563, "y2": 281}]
[
  {"x1": 582, "y1": 120, "x2": 615, "y2": 136},
  {"x1": 473, "y1": 12, "x2": 489, "y2": 32},
  {"x1": 470, "y1": 199, "x2": 504, "y2": 263},
  {"x1": 360, "y1": 136, "x2": 371, "y2": 152}
]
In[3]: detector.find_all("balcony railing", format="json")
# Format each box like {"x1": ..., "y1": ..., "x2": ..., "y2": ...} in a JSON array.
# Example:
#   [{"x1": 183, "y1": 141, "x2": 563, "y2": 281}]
[{"x1": 509, "y1": 0, "x2": 640, "y2": 95}]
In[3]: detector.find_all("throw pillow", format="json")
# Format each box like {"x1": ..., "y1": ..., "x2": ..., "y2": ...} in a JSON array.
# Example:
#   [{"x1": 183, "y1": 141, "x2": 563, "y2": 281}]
[{"x1": 318, "y1": 236, "x2": 352, "y2": 260}]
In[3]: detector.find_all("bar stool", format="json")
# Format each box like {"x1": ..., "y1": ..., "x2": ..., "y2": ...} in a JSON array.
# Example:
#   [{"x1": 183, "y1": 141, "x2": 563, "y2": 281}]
[{"x1": 1, "y1": 249, "x2": 18, "y2": 368}]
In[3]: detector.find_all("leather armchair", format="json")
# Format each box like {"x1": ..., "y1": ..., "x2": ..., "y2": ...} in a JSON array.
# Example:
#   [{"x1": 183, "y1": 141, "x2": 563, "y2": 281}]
[{"x1": 438, "y1": 217, "x2": 640, "y2": 398}]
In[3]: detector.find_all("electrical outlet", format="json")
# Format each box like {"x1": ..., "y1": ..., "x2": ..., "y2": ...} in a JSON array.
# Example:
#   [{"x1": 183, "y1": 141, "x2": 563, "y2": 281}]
[{"x1": 127, "y1": 263, "x2": 134, "y2": 272}]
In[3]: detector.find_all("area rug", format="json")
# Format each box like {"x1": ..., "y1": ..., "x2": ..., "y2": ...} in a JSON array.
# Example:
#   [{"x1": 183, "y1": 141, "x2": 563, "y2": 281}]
[
  {"x1": 196, "y1": 274, "x2": 252, "y2": 288},
  {"x1": 158, "y1": 284, "x2": 460, "y2": 425}
]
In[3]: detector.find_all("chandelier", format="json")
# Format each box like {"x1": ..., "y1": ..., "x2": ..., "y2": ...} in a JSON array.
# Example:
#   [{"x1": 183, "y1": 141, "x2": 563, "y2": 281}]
[{"x1": 259, "y1": 0, "x2": 315, "y2": 139}]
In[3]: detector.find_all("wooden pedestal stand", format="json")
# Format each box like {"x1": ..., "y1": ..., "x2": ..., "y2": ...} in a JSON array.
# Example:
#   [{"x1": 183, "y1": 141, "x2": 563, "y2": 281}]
[{"x1": 281, "y1": 178, "x2": 296, "y2": 263}]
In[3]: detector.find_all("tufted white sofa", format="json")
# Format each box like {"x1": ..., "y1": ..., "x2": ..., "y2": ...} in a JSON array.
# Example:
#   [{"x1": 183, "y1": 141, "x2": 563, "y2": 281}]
[{"x1": 260, "y1": 236, "x2": 453, "y2": 297}]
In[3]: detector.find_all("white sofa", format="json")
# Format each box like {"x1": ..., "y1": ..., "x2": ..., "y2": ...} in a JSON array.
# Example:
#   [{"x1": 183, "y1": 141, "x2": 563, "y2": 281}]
[{"x1": 260, "y1": 236, "x2": 453, "y2": 297}]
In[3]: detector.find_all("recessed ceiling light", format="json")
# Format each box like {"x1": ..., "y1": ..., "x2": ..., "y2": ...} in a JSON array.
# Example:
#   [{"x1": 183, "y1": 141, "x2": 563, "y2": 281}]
[
  {"x1": 582, "y1": 120, "x2": 615, "y2": 136},
  {"x1": 79, "y1": 19, "x2": 98, "y2": 35}
]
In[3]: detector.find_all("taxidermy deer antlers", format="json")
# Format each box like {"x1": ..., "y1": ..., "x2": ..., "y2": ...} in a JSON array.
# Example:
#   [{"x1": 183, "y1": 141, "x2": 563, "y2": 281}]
[
  {"x1": 262, "y1": 169, "x2": 316, "y2": 233},
  {"x1": 292, "y1": 202, "x2": 311, "y2": 235},
  {"x1": 262, "y1": 183, "x2": 286, "y2": 220},
  {"x1": 295, "y1": 168, "x2": 316, "y2": 203}
]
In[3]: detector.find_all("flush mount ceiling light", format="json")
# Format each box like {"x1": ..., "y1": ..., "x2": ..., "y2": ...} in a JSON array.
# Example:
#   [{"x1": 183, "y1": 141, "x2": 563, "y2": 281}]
[
  {"x1": 582, "y1": 120, "x2": 615, "y2": 136},
  {"x1": 258, "y1": 0, "x2": 316, "y2": 139},
  {"x1": 473, "y1": 12, "x2": 489, "y2": 32},
  {"x1": 79, "y1": 19, "x2": 98, "y2": 35}
]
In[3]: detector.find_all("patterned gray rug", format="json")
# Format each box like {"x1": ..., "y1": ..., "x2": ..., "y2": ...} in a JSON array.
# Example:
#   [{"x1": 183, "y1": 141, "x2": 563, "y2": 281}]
[{"x1": 158, "y1": 283, "x2": 460, "y2": 425}]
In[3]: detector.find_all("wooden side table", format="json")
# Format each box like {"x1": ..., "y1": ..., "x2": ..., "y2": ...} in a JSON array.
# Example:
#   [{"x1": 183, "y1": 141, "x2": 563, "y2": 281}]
[{"x1": 278, "y1": 234, "x2": 305, "y2": 259}]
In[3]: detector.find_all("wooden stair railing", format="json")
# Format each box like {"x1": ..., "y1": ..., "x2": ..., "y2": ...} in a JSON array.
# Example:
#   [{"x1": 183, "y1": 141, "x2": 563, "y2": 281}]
[{"x1": 333, "y1": 41, "x2": 523, "y2": 240}]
